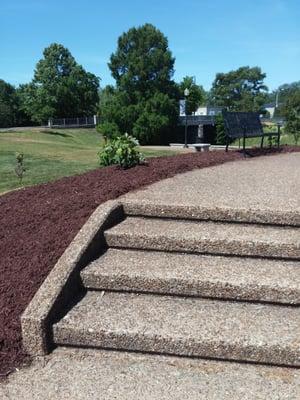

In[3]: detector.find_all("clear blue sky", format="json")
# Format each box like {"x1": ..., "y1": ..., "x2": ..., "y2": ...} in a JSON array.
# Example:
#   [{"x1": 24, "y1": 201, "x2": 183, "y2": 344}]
[{"x1": 1, "y1": 0, "x2": 299, "y2": 91}]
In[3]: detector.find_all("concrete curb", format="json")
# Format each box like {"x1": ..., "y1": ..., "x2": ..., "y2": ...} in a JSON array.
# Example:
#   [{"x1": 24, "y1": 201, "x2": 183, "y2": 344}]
[{"x1": 21, "y1": 200, "x2": 124, "y2": 356}]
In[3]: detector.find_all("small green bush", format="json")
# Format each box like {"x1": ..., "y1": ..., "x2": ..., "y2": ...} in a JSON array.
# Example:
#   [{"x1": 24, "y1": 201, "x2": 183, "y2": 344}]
[
  {"x1": 96, "y1": 121, "x2": 120, "y2": 142},
  {"x1": 215, "y1": 114, "x2": 235, "y2": 146},
  {"x1": 98, "y1": 133, "x2": 144, "y2": 169},
  {"x1": 215, "y1": 114, "x2": 226, "y2": 145},
  {"x1": 15, "y1": 152, "x2": 26, "y2": 184}
]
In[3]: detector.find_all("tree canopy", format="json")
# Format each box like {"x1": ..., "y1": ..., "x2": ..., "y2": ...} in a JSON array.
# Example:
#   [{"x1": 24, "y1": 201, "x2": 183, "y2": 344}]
[
  {"x1": 101, "y1": 24, "x2": 178, "y2": 144},
  {"x1": 109, "y1": 23, "x2": 175, "y2": 97},
  {"x1": 20, "y1": 43, "x2": 100, "y2": 123},
  {"x1": 210, "y1": 66, "x2": 268, "y2": 112},
  {"x1": 268, "y1": 81, "x2": 300, "y2": 117},
  {"x1": 283, "y1": 88, "x2": 300, "y2": 144},
  {"x1": 0, "y1": 80, "x2": 18, "y2": 127},
  {"x1": 178, "y1": 76, "x2": 206, "y2": 115}
]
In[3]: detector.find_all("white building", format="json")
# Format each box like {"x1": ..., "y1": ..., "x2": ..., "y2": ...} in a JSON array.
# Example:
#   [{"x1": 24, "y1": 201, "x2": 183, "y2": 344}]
[
  {"x1": 194, "y1": 106, "x2": 223, "y2": 116},
  {"x1": 263, "y1": 103, "x2": 276, "y2": 118}
]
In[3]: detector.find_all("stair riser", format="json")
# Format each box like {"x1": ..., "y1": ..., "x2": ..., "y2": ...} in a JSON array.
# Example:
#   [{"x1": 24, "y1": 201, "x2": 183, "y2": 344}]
[
  {"x1": 123, "y1": 202, "x2": 300, "y2": 227},
  {"x1": 105, "y1": 233, "x2": 300, "y2": 260},
  {"x1": 82, "y1": 274, "x2": 300, "y2": 305},
  {"x1": 53, "y1": 327, "x2": 300, "y2": 367}
]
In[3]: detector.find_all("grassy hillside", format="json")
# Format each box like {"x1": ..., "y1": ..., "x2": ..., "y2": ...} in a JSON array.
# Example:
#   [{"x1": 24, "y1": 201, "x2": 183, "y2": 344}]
[
  {"x1": 232, "y1": 128, "x2": 298, "y2": 147},
  {"x1": 0, "y1": 128, "x2": 177, "y2": 194}
]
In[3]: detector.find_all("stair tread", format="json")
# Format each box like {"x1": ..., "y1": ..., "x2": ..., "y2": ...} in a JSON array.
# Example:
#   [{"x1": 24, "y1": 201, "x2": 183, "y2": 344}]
[
  {"x1": 13, "y1": 347, "x2": 300, "y2": 399},
  {"x1": 105, "y1": 217, "x2": 300, "y2": 259},
  {"x1": 81, "y1": 249, "x2": 300, "y2": 304},
  {"x1": 123, "y1": 199, "x2": 300, "y2": 226},
  {"x1": 53, "y1": 291, "x2": 300, "y2": 366}
]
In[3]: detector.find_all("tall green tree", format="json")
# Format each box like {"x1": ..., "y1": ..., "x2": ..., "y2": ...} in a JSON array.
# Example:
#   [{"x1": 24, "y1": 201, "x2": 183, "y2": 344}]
[
  {"x1": 269, "y1": 81, "x2": 300, "y2": 117},
  {"x1": 178, "y1": 76, "x2": 206, "y2": 115},
  {"x1": 20, "y1": 43, "x2": 100, "y2": 123},
  {"x1": 101, "y1": 24, "x2": 178, "y2": 144},
  {"x1": 0, "y1": 79, "x2": 18, "y2": 127},
  {"x1": 210, "y1": 66, "x2": 268, "y2": 112}
]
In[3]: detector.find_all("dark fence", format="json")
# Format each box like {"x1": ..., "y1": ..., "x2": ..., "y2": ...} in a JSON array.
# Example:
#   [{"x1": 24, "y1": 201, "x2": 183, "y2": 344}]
[{"x1": 48, "y1": 116, "x2": 98, "y2": 128}]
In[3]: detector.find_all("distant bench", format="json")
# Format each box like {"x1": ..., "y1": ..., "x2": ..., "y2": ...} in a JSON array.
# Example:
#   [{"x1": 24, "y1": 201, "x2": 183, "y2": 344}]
[
  {"x1": 223, "y1": 111, "x2": 281, "y2": 155},
  {"x1": 192, "y1": 143, "x2": 211, "y2": 152},
  {"x1": 169, "y1": 143, "x2": 211, "y2": 151}
]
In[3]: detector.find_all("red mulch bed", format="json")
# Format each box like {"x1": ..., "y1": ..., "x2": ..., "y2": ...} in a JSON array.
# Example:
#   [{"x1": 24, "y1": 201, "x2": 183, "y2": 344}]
[{"x1": 0, "y1": 146, "x2": 299, "y2": 376}]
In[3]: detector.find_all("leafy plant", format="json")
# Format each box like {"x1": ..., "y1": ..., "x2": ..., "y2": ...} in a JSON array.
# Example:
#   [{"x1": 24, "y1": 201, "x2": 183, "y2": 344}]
[
  {"x1": 284, "y1": 90, "x2": 300, "y2": 145},
  {"x1": 215, "y1": 114, "x2": 227, "y2": 145},
  {"x1": 15, "y1": 152, "x2": 26, "y2": 184},
  {"x1": 98, "y1": 133, "x2": 144, "y2": 169},
  {"x1": 96, "y1": 121, "x2": 120, "y2": 142}
]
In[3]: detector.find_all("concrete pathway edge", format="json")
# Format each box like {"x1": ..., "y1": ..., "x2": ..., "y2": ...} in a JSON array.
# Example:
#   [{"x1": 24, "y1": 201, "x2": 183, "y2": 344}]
[{"x1": 21, "y1": 199, "x2": 124, "y2": 356}]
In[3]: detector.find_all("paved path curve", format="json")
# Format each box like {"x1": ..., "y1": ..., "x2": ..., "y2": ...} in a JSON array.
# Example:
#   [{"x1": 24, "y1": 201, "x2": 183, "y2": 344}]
[
  {"x1": 2, "y1": 153, "x2": 300, "y2": 399},
  {"x1": 122, "y1": 152, "x2": 300, "y2": 222}
]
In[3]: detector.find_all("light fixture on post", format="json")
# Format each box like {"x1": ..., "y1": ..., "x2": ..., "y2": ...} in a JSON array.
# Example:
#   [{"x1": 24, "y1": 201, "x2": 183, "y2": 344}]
[{"x1": 184, "y1": 88, "x2": 190, "y2": 148}]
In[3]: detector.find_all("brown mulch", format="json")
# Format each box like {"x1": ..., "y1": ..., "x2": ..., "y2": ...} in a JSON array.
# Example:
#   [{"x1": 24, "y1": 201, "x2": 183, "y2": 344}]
[{"x1": 0, "y1": 146, "x2": 299, "y2": 377}]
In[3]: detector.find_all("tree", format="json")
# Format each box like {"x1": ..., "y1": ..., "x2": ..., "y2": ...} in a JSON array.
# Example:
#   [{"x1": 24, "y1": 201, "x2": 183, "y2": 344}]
[
  {"x1": 270, "y1": 81, "x2": 300, "y2": 117},
  {"x1": 20, "y1": 43, "x2": 100, "y2": 123},
  {"x1": 0, "y1": 79, "x2": 18, "y2": 127},
  {"x1": 178, "y1": 76, "x2": 206, "y2": 115},
  {"x1": 284, "y1": 89, "x2": 300, "y2": 144},
  {"x1": 210, "y1": 66, "x2": 268, "y2": 112},
  {"x1": 132, "y1": 92, "x2": 178, "y2": 143},
  {"x1": 102, "y1": 24, "x2": 178, "y2": 144},
  {"x1": 109, "y1": 23, "x2": 175, "y2": 97}
]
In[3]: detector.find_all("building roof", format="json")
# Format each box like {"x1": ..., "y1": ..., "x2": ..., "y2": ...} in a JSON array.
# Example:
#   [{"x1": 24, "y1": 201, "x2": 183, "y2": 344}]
[
  {"x1": 178, "y1": 115, "x2": 215, "y2": 126},
  {"x1": 264, "y1": 103, "x2": 276, "y2": 108}
]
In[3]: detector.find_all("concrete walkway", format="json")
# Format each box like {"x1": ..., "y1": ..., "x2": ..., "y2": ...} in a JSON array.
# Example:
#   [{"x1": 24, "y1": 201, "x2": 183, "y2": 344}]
[
  {"x1": 2, "y1": 152, "x2": 300, "y2": 399},
  {"x1": 2, "y1": 348, "x2": 299, "y2": 400},
  {"x1": 122, "y1": 152, "x2": 300, "y2": 224}
]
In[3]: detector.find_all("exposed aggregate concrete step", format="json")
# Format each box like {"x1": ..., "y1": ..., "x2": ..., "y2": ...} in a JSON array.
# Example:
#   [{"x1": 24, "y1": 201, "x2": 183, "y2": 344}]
[
  {"x1": 81, "y1": 249, "x2": 300, "y2": 304},
  {"x1": 105, "y1": 217, "x2": 300, "y2": 259},
  {"x1": 123, "y1": 200, "x2": 300, "y2": 226},
  {"x1": 53, "y1": 291, "x2": 300, "y2": 367},
  {"x1": 121, "y1": 152, "x2": 300, "y2": 228},
  {"x1": 4, "y1": 348, "x2": 300, "y2": 399}
]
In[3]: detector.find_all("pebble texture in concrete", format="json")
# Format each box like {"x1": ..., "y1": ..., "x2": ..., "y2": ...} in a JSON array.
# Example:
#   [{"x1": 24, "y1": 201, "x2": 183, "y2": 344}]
[
  {"x1": 53, "y1": 291, "x2": 300, "y2": 366},
  {"x1": 122, "y1": 152, "x2": 300, "y2": 226},
  {"x1": 81, "y1": 248, "x2": 300, "y2": 304},
  {"x1": 105, "y1": 217, "x2": 300, "y2": 259},
  {"x1": 21, "y1": 199, "x2": 123, "y2": 356},
  {"x1": 3, "y1": 348, "x2": 300, "y2": 400}
]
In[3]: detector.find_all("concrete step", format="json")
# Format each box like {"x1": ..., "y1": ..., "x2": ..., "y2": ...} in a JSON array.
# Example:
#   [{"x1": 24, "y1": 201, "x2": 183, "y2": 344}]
[
  {"x1": 6, "y1": 347, "x2": 300, "y2": 399},
  {"x1": 123, "y1": 199, "x2": 300, "y2": 226},
  {"x1": 105, "y1": 217, "x2": 300, "y2": 259},
  {"x1": 81, "y1": 249, "x2": 300, "y2": 305},
  {"x1": 53, "y1": 291, "x2": 300, "y2": 367}
]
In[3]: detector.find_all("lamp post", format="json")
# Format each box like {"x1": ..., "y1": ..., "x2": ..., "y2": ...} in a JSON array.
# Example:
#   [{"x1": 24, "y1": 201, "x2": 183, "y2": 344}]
[{"x1": 184, "y1": 88, "x2": 190, "y2": 148}]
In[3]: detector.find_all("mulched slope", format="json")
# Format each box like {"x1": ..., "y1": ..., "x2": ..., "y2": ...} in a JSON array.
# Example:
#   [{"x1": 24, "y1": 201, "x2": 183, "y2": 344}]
[{"x1": 0, "y1": 147, "x2": 299, "y2": 376}]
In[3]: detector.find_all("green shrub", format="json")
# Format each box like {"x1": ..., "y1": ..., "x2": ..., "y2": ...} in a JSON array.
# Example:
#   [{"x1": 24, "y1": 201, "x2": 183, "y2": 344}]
[
  {"x1": 215, "y1": 114, "x2": 235, "y2": 145},
  {"x1": 96, "y1": 121, "x2": 120, "y2": 142},
  {"x1": 215, "y1": 114, "x2": 227, "y2": 145},
  {"x1": 15, "y1": 152, "x2": 26, "y2": 184},
  {"x1": 98, "y1": 133, "x2": 144, "y2": 169}
]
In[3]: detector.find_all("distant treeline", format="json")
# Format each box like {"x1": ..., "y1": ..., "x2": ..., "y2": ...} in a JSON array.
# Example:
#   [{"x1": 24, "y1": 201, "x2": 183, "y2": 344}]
[{"x1": 1, "y1": 24, "x2": 299, "y2": 144}]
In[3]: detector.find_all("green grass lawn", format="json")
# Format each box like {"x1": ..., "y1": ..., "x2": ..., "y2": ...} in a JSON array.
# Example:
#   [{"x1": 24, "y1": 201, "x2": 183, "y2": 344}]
[
  {"x1": 232, "y1": 129, "x2": 298, "y2": 148},
  {"x1": 0, "y1": 128, "x2": 179, "y2": 194}
]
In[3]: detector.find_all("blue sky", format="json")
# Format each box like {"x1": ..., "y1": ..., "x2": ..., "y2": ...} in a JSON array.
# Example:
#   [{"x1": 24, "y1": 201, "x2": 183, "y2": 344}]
[{"x1": 1, "y1": 0, "x2": 299, "y2": 91}]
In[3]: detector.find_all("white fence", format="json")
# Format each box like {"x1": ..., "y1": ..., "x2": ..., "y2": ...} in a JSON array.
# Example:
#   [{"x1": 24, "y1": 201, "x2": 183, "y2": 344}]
[{"x1": 48, "y1": 115, "x2": 98, "y2": 128}]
